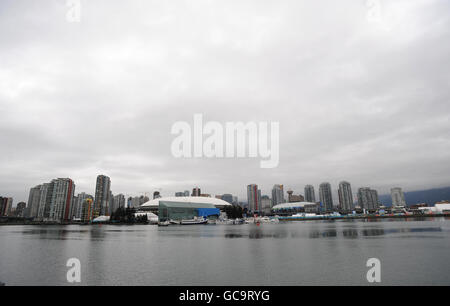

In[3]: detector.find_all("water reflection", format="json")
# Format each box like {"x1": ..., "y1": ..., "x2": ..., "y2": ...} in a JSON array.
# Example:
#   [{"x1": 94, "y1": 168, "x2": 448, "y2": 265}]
[{"x1": 223, "y1": 226, "x2": 443, "y2": 239}]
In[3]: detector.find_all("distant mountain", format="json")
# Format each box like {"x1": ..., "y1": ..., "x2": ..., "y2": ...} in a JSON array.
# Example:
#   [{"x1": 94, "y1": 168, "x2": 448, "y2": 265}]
[{"x1": 379, "y1": 186, "x2": 450, "y2": 207}]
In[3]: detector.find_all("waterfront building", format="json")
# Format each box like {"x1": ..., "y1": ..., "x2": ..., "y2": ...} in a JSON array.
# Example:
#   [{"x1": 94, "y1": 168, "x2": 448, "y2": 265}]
[
  {"x1": 93, "y1": 175, "x2": 111, "y2": 217},
  {"x1": 272, "y1": 184, "x2": 285, "y2": 206},
  {"x1": 304, "y1": 185, "x2": 316, "y2": 203},
  {"x1": 247, "y1": 184, "x2": 261, "y2": 214},
  {"x1": 338, "y1": 181, "x2": 354, "y2": 211},
  {"x1": 74, "y1": 193, "x2": 94, "y2": 219},
  {"x1": 80, "y1": 198, "x2": 93, "y2": 222},
  {"x1": 36, "y1": 182, "x2": 54, "y2": 220},
  {"x1": 184, "y1": 190, "x2": 190, "y2": 197},
  {"x1": 49, "y1": 178, "x2": 75, "y2": 222},
  {"x1": 27, "y1": 185, "x2": 42, "y2": 218},
  {"x1": 175, "y1": 192, "x2": 184, "y2": 197},
  {"x1": 319, "y1": 182, "x2": 333, "y2": 211},
  {"x1": 357, "y1": 187, "x2": 380, "y2": 211},
  {"x1": 391, "y1": 187, "x2": 406, "y2": 207}
]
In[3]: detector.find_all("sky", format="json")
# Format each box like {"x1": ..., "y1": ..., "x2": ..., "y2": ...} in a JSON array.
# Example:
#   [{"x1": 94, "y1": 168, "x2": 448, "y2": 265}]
[{"x1": 1, "y1": 0, "x2": 449, "y2": 205}]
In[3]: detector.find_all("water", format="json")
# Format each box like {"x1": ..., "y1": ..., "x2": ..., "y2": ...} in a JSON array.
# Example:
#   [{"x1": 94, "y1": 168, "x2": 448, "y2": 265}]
[{"x1": 1, "y1": 218, "x2": 450, "y2": 285}]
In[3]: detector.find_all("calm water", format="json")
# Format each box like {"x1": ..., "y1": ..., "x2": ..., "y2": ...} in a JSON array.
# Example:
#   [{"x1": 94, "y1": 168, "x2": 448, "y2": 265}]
[{"x1": 1, "y1": 218, "x2": 450, "y2": 285}]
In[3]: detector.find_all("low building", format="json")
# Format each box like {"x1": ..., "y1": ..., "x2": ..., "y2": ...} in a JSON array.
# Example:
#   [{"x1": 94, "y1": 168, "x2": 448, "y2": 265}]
[{"x1": 158, "y1": 200, "x2": 220, "y2": 222}]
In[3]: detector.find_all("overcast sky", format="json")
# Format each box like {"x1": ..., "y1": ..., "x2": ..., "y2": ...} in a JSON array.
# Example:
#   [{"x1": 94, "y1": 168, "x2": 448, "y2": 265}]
[{"x1": 1, "y1": 0, "x2": 449, "y2": 204}]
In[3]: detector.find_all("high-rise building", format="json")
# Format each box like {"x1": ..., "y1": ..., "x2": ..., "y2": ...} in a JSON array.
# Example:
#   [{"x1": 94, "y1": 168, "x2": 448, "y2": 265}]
[
  {"x1": 81, "y1": 198, "x2": 93, "y2": 222},
  {"x1": 261, "y1": 195, "x2": 272, "y2": 215},
  {"x1": 93, "y1": 175, "x2": 111, "y2": 217},
  {"x1": 37, "y1": 182, "x2": 54, "y2": 220},
  {"x1": 27, "y1": 185, "x2": 42, "y2": 218},
  {"x1": 338, "y1": 181, "x2": 354, "y2": 211},
  {"x1": 0, "y1": 197, "x2": 13, "y2": 216},
  {"x1": 247, "y1": 184, "x2": 261, "y2": 214},
  {"x1": 304, "y1": 185, "x2": 316, "y2": 203},
  {"x1": 73, "y1": 193, "x2": 94, "y2": 219},
  {"x1": 192, "y1": 187, "x2": 201, "y2": 196},
  {"x1": 391, "y1": 187, "x2": 406, "y2": 207},
  {"x1": 272, "y1": 184, "x2": 285, "y2": 206},
  {"x1": 357, "y1": 187, "x2": 379, "y2": 211},
  {"x1": 113, "y1": 194, "x2": 125, "y2": 211},
  {"x1": 108, "y1": 191, "x2": 114, "y2": 215},
  {"x1": 319, "y1": 182, "x2": 333, "y2": 211},
  {"x1": 49, "y1": 178, "x2": 75, "y2": 222}
]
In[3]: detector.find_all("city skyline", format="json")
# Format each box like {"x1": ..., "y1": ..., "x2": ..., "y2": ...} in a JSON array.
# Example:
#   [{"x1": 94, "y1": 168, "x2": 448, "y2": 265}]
[
  {"x1": 2, "y1": 172, "x2": 449, "y2": 208},
  {"x1": 1, "y1": 1, "x2": 450, "y2": 205}
]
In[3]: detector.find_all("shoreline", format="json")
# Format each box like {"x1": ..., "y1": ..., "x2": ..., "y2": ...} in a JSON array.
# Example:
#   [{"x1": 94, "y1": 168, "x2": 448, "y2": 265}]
[
  {"x1": 1, "y1": 213, "x2": 449, "y2": 226},
  {"x1": 278, "y1": 213, "x2": 450, "y2": 221}
]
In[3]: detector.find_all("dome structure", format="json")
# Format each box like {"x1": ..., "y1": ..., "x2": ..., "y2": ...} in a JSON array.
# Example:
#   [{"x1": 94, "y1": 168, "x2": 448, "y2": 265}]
[{"x1": 140, "y1": 196, "x2": 232, "y2": 211}]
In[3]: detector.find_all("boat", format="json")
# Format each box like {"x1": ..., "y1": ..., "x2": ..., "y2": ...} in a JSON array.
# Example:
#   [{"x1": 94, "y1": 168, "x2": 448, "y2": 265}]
[
  {"x1": 158, "y1": 220, "x2": 170, "y2": 226},
  {"x1": 180, "y1": 217, "x2": 208, "y2": 225},
  {"x1": 169, "y1": 219, "x2": 180, "y2": 225}
]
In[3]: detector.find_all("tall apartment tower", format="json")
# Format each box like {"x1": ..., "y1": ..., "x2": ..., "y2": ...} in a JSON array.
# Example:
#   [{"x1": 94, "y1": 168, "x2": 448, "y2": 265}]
[
  {"x1": 49, "y1": 178, "x2": 75, "y2": 222},
  {"x1": 304, "y1": 185, "x2": 316, "y2": 203},
  {"x1": 391, "y1": 187, "x2": 406, "y2": 207},
  {"x1": 338, "y1": 181, "x2": 354, "y2": 211},
  {"x1": 319, "y1": 182, "x2": 333, "y2": 211},
  {"x1": 357, "y1": 187, "x2": 380, "y2": 211},
  {"x1": 113, "y1": 194, "x2": 126, "y2": 210},
  {"x1": 27, "y1": 185, "x2": 42, "y2": 218},
  {"x1": 37, "y1": 182, "x2": 54, "y2": 220},
  {"x1": 94, "y1": 175, "x2": 111, "y2": 217},
  {"x1": 271, "y1": 184, "x2": 285, "y2": 206},
  {"x1": 247, "y1": 184, "x2": 261, "y2": 214},
  {"x1": 74, "y1": 192, "x2": 94, "y2": 219}
]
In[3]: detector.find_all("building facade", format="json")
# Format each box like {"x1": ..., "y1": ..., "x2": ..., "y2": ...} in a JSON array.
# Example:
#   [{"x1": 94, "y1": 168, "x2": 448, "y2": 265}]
[
  {"x1": 338, "y1": 181, "x2": 354, "y2": 211},
  {"x1": 247, "y1": 184, "x2": 261, "y2": 214},
  {"x1": 319, "y1": 182, "x2": 333, "y2": 211},
  {"x1": 49, "y1": 178, "x2": 75, "y2": 222},
  {"x1": 304, "y1": 185, "x2": 316, "y2": 203},
  {"x1": 272, "y1": 184, "x2": 285, "y2": 206},
  {"x1": 93, "y1": 175, "x2": 111, "y2": 217},
  {"x1": 357, "y1": 187, "x2": 380, "y2": 211}
]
